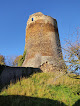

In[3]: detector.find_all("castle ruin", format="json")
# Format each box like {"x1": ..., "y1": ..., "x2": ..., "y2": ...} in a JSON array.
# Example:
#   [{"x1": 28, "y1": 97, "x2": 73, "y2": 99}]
[
  {"x1": 22, "y1": 12, "x2": 64, "y2": 68},
  {"x1": 0, "y1": 12, "x2": 65, "y2": 87}
]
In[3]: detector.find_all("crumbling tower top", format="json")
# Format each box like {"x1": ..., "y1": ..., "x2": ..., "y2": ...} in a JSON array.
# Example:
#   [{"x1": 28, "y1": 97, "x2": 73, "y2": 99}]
[
  {"x1": 22, "y1": 12, "x2": 64, "y2": 68},
  {"x1": 27, "y1": 12, "x2": 57, "y2": 28}
]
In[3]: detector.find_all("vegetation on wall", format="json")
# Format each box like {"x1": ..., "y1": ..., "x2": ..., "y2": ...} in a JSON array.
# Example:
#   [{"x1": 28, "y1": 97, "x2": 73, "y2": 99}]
[{"x1": 18, "y1": 50, "x2": 26, "y2": 66}]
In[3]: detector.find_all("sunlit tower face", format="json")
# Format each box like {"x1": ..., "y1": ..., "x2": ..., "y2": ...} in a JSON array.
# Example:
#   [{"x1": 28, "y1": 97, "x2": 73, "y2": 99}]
[{"x1": 22, "y1": 12, "x2": 64, "y2": 68}]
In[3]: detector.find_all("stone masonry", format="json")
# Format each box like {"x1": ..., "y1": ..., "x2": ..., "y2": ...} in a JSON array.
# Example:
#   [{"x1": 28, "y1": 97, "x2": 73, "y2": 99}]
[
  {"x1": 0, "y1": 12, "x2": 65, "y2": 89},
  {"x1": 22, "y1": 12, "x2": 65, "y2": 68}
]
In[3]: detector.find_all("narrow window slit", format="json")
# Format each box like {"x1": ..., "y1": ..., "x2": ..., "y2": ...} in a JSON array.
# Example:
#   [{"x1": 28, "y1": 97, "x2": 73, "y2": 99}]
[{"x1": 32, "y1": 18, "x2": 34, "y2": 21}]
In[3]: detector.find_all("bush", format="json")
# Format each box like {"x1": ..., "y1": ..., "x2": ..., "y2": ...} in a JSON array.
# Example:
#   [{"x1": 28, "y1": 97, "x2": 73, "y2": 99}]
[
  {"x1": 0, "y1": 55, "x2": 5, "y2": 65},
  {"x1": 18, "y1": 50, "x2": 26, "y2": 66}
]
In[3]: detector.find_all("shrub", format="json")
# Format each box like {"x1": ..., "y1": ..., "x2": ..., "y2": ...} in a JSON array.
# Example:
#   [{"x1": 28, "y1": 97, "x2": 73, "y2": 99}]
[{"x1": 18, "y1": 50, "x2": 26, "y2": 66}]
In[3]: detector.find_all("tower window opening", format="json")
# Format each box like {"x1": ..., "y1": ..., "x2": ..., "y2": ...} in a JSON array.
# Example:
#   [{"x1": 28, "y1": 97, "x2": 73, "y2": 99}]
[{"x1": 32, "y1": 18, "x2": 34, "y2": 21}]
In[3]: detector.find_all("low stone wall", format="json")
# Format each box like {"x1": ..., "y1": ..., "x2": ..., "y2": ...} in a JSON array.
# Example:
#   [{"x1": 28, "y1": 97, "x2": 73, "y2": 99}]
[
  {"x1": 0, "y1": 62, "x2": 66, "y2": 91},
  {"x1": 0, "y1": 65, "x2": 41, "y2": 89}
]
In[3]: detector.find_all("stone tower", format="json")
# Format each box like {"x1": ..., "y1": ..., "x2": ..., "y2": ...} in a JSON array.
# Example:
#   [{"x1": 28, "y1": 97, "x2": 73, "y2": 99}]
[{"x1": 22, "y1": 12, "x2": 64, "y2": 68}]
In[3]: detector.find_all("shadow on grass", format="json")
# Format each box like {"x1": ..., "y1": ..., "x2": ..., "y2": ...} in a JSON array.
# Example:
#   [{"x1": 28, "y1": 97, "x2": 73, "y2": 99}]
[
  {"x1": 0, "y1": 95, "x2": 66, "y2": 106},
  {"x1": 0, "y1": 65, "x2": 42, "y2": 92},
  {"x1": 73, "y1": 99, "x2": 80, "y2": 106},
  {"x1": 68, "y1": 75, "x2": 80, "y2": 79}
]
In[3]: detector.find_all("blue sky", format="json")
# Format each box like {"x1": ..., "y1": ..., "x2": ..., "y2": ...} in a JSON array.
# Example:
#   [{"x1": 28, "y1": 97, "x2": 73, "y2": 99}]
[{"x1": 0, "y1": 0, "x2": 80, "y2": 58}]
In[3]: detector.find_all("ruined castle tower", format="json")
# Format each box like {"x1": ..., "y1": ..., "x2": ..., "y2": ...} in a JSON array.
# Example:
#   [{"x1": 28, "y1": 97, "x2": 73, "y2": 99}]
[{"x1": 22, "y1": 12, "x2": 64, "y2": 68}]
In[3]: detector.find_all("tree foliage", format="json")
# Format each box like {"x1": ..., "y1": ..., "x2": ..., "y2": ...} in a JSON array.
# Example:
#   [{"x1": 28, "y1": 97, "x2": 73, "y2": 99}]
[
  {"x1": 18, "y1": 50, "x2": 26, "y2": 66},
  {"x1": 63, "y1": 27, "x2": 80, "y2": 73},
  {"x1": 13, "y1": 55, "x2": 23, "y2": 66},
  {"x1": 0, "y1": 55, "x2": 5, "y2": 65}
]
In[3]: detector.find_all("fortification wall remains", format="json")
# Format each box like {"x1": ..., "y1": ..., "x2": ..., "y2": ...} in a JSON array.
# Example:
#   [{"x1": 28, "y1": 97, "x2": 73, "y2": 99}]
[
  {"x1": 22, "y1": 12, "x2": 64, "y2": 68},
  {"x1": 0, "y1": 12, "x2": 65, "y2": 90},
  {"x1": 0, "y1": 65, "x2": 41, "y2": 88}
]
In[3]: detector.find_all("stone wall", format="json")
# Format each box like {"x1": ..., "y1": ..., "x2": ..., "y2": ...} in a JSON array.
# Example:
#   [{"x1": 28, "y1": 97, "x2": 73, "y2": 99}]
[
  {"x1": 0, "y1": 65, "x2": 41, "y2": 88},
  {"x1": 22, "y1": 12, "x2": 64, "y2": 68}
]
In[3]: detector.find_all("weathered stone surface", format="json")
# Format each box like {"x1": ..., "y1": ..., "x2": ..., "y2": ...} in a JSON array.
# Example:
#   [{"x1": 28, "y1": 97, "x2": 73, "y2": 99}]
[
  {"x1": 0, "y1": 65, "x2": 41, "y2": 87},
  {"x1": 40, "y1": 62, "x2": 66, "y2": 73},
  {"x1": 22, "y1": 12, "x2": 64, "y2": 68}
]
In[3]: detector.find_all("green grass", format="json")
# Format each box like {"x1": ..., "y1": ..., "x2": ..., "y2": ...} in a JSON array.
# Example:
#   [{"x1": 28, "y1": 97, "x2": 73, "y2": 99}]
[{"x1": 0, "y1": 71, "x2": 80, "y2": 106}]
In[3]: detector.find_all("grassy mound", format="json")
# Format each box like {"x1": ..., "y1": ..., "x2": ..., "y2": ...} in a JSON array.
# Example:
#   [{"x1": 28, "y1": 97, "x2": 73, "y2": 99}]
[{"x1": 0, "y1": 71, "x2": 80, "y2": 106}]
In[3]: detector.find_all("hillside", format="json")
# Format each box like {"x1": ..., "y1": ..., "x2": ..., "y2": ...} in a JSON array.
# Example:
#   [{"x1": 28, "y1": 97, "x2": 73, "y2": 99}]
[{"x1": 0, "y1": 71, "x2": 80, "y2": 106}]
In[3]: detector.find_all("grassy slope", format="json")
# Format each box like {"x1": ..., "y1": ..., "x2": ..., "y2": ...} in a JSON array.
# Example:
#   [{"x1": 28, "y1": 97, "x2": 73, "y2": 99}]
[{"x1": 0, "y1": 71, "x2": 80, "y2": 106}]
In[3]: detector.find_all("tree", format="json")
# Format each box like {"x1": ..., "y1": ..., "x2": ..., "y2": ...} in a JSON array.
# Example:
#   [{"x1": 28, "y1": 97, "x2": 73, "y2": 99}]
[
  {"x1": 13, "y1": 55, "x2": 23, "y2": 66},
  {"x1": 5, "y1": 55, "x2": 23, "y2": 67},
  {"x1": 63, "y1": 27, "x2": 80, "y2": 74},
  {"x1": 0, "y1": 55, "x2": 5, "y2": 65},
  {"x1": 18, "y1": 50, "x2": 26, "y2": 66}
]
